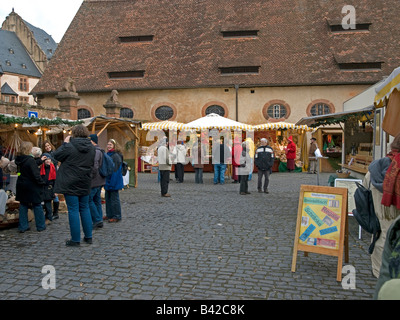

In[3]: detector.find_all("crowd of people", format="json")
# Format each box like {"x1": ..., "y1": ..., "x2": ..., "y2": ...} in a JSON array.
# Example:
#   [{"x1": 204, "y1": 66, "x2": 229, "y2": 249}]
[
  {"x1": 4, "y1": 124, "x2": 125, "y2": 247},
  {"x1": 156, "y1": 136, "x2": 276, "y2": 197},
  {"x1": 2, "y1": 124, "x2": 399, "y2": 298}
]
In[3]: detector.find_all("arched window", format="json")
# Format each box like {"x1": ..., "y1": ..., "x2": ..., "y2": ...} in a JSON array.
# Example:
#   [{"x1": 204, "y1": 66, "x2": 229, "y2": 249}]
[
  {"x1": 262, "y1": 100, "x2": 291, "y2": 121},
  {"x1": 205, "y1": 105, "x2": 225, "y2": 117},
  {"x1": 310, "y1": 103, "x2": 331, "y2": 116},
  {"x1": 120, "y1": 108, "x2": 134, "y2": 118},
  {"x1": 155, "y1": 105, "x2": 174, "y2": 120},
  {"x1": 266, "y1": 104, "x2": 287, "y2": 119},
  {"x1": 77, "y1": 108, "x2": 91, "y2": 119},
  {"x1": 307, "y1": 100, "x2": 335, "y2": 117}
]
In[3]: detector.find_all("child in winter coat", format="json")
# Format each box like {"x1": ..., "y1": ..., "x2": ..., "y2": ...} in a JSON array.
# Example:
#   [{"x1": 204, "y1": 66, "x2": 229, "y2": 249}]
[{"x1": 40, "y1": 153, "x2": 57, "y2": 222}]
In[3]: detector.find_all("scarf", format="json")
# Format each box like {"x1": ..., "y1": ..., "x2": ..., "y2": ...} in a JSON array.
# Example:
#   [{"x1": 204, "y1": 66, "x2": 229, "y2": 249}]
[
  {"x1": 382, "y1": 150, "x2": 400, "y2": 210},
  {"x1": 40, "y1": 163, "x2": 57, "y2": 181}
]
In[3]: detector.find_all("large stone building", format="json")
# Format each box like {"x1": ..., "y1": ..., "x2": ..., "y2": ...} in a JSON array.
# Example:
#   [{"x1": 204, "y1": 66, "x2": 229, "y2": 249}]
[{"x1": 32, "y1": 0, "x2": 400, "y2": 125}]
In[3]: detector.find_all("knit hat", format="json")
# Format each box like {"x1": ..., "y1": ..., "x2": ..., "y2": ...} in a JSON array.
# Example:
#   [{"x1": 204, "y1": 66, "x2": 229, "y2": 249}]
[
  {"x1": 89, "y1": 134, "x2": 98, "y2": 144},
  {"x1": 43, "y1": 153, "x2": 53, "y2": 161}
]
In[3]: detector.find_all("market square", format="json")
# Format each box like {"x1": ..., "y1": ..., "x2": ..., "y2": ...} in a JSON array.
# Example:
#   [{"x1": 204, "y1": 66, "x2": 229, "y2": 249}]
[{"x1": 0, "y1": 171, "x2": 377, "y2": 300}]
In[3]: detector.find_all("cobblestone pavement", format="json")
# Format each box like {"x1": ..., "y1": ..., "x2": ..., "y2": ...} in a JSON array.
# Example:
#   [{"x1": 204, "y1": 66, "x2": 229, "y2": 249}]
[{"x1": 0, "y1": 171, "x2": 378, "y2": 300}]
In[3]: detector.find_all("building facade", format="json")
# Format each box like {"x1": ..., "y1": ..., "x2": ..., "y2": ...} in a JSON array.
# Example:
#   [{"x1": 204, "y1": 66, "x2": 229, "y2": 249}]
[
  {"x1": 32, "y1": 0, "x2": 400, "y2": 124},
  {"x1": 1, "y1": 9, "x2": 57, "y2": 109}
]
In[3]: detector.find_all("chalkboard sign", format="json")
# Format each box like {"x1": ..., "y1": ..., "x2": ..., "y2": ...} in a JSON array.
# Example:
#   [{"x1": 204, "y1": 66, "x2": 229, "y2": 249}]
[{"x1": 291, "y1": 185, "x2": 349, "y2": 281}]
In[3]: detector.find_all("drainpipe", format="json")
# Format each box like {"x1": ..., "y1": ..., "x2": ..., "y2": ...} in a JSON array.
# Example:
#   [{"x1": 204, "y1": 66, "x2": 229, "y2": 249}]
[{"x1": 234, "y1": 84, "x2": 239, "y2": 121}]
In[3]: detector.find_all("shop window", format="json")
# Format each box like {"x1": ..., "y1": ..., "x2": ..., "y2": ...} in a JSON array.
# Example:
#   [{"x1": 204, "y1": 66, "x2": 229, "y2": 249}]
[
  {"x1": 120, "y1": 108, "x2": 134, "y2": 118},
  {"x1": 155, "y1": 105, "x2": 174, "y2": 120},
  {"x1": 77, "y1": 108, "x2": 91, "y2": 119},
  {"x1": 205, "y1": 105, "x2": 225, "y2": 116}
]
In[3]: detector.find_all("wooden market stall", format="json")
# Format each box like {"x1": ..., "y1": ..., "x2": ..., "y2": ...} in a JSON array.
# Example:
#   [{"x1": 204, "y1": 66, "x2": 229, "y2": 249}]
[
  {"x1": 82, "y1": 115, "x2": 142, "y2": 188},
  {"x1": 0, "y1": 114, "x2": 82, "y2": 229},
  {"x1": 252, "y1": 122, "x2": 311, "y2": 172},
  {"x1": 296, "y1": 106, "x2": 375, "y2": 177},
  {"x1": 139, "y1": 120, "x2": 187, "y2": 173}
]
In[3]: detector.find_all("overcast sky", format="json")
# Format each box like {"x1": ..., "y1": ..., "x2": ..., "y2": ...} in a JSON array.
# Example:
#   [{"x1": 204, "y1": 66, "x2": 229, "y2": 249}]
[{"x1": 0, "y1": 0, "x2": 83, "y2": 43}]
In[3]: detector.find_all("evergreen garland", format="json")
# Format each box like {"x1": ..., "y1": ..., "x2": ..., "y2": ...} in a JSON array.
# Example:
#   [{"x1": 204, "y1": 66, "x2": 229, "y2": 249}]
[
  {"x1": 0, "y1": 115, "x2": 82, "y2": 126},
  {"x1": 309, "y1": 112, "x2": 374, "y2": 128}
]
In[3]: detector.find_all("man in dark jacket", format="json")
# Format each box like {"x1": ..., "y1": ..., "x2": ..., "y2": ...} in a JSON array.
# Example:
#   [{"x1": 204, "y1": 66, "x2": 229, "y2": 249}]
[
  {"x1": 255, "y1": 138, "x2": 274, "y2": 193},
  {"x1": 53, "y1": 124, "x2": 95, "y2": 246},
  {"x1": 212, "y1": 137, "x2": 231, "y2": 185},
  {"x1": 89, "y1": 134, "x2": 106, "y2": 229}
]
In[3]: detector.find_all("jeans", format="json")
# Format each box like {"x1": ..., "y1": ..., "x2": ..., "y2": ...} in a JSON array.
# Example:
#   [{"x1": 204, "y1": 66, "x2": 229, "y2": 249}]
[
  {"x1": 257, "y1": 169, "x2": 270, "y2": 191},
  {"x1": 195, "y1": 168, "x2": 203, "y2": 183},
  {"x1": 64, "y1": 194, "x2": 92, "y2": 242},
  {"x1": 213, "y1": 164, "x2": 227, "y2": 184},
  {"x1": 105, "y1": 190, "x2": 122, "y2": 220},
  {"x1": 89, "y1": 186, "x2": 103, "y2": 224},
  {"x1": 18, "y1": 202, "x2": 46, "y2": 232}
]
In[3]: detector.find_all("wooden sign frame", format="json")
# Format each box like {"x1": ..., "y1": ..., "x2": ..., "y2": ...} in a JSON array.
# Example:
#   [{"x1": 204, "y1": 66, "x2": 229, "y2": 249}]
[{"x1": 291, "y1": 185, "x2": 349, "y2": 281}]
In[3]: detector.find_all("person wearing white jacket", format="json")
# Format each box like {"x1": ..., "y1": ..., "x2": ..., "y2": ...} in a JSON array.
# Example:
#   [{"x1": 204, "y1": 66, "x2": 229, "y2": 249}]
[
  {"x1": 174, "y1": 141, "x2": 187, "y2": 183},
  {"x1": 158, "y1": 138, "x2": 172, "y2": 197}
]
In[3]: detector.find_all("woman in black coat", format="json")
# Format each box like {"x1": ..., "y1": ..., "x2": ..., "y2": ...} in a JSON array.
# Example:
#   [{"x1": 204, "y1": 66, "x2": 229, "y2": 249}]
[{"x1": 15, "y1": 141, "x2": 46, "y2": 232}]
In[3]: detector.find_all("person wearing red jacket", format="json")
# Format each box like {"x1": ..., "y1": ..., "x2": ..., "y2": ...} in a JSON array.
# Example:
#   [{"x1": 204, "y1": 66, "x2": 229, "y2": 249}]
[
  {"x1": 285, "y1": 136, "x2": 297, "y2": 172},
  {"x1": 231, "y1": 136, "x2": 242, "y2": 183}
]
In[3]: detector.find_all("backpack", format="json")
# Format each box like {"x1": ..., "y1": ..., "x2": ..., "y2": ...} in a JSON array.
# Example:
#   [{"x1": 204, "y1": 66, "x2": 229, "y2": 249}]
[
  {"x1": 121, "y1": 161, "x2": 128, "y2": 176},
  {"x1": 99, "y1": 149, "x2": 115, "y2": 178},
  {"x1": 352, "y1": 181, "x2": 381, "y2": 254}
]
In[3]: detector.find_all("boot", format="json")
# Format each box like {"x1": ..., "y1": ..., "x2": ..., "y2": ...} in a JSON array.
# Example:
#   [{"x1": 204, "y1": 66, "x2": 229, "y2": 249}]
[{"x1": 52, "y1": 201, "x2": 59, "y2": 219}]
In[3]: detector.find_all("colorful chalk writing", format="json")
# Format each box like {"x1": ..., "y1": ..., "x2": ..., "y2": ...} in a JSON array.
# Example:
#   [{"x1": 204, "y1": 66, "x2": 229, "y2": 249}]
[
  {"x1": 321, "y1": 206, "x2": 340, "y2": 221},
  {"x1": 304, "y1": 197, "x2": 328, "y2": 205},
  {"x1": 299, "y1": 224, "x2": 316, "y2": 242},
  {"x1": 304, "y1": 206, "x2": 324, "y2": 227},
  {"x1": 319, "y1": 226, "x2": 338, "y2": 235}
]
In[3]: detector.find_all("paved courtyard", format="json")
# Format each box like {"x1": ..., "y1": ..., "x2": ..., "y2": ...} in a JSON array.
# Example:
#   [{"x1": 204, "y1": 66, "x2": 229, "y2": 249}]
[{"x1": 0, "y1": 171, "x2": 378, "y2": 300}]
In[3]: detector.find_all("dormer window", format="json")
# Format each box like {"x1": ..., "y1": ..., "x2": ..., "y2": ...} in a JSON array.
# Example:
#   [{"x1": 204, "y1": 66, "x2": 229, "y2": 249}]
[
  {"x1": 338, "y1": 62, "x2": 382, "y2": 71},
  {"x1": 219, "y1": 66, "x2": 260, "y2": 75},
  {"x1": 108, "y1": 70, "x2": 145, "y2": 79},
  {"x1": 6, "y1": 60, "x2": 11, "y2": 66},
  {"x1": 329, "y1": 23, "x2": 371, "y2": 33},
  {"x1": 222, "y1": 30, "x2": 258, "y2": 38},
  {"x1": 21, "y1": 63, "x2": 27, "y2": 69},
  {"x1": 119, "y1": 35, "x2": 154, "y2": 43},
  {"x1": 8, "y1": 48, "x2": 14, "y2": 54}
]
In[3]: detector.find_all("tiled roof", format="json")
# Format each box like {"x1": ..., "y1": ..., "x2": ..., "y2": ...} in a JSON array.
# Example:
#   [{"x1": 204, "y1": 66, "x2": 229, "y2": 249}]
[
  {"x1": 1, "y1": 82, "x2": 18, "y2": 95},
  {"x1": 0, "y1": 29, "x2": 42, "y2": 78},
  {"x1": 32, "y1": 0, "x2": 400, "y2": 95},
  {"x1": 23, "y1": 20, "x2": 58, "y2": 60}
]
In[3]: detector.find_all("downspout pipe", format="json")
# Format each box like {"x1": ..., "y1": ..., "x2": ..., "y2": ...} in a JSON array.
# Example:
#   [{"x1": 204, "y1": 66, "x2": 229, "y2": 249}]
[{"x1": 235, "y1": 84, "x2": 239, "y2": 121}]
